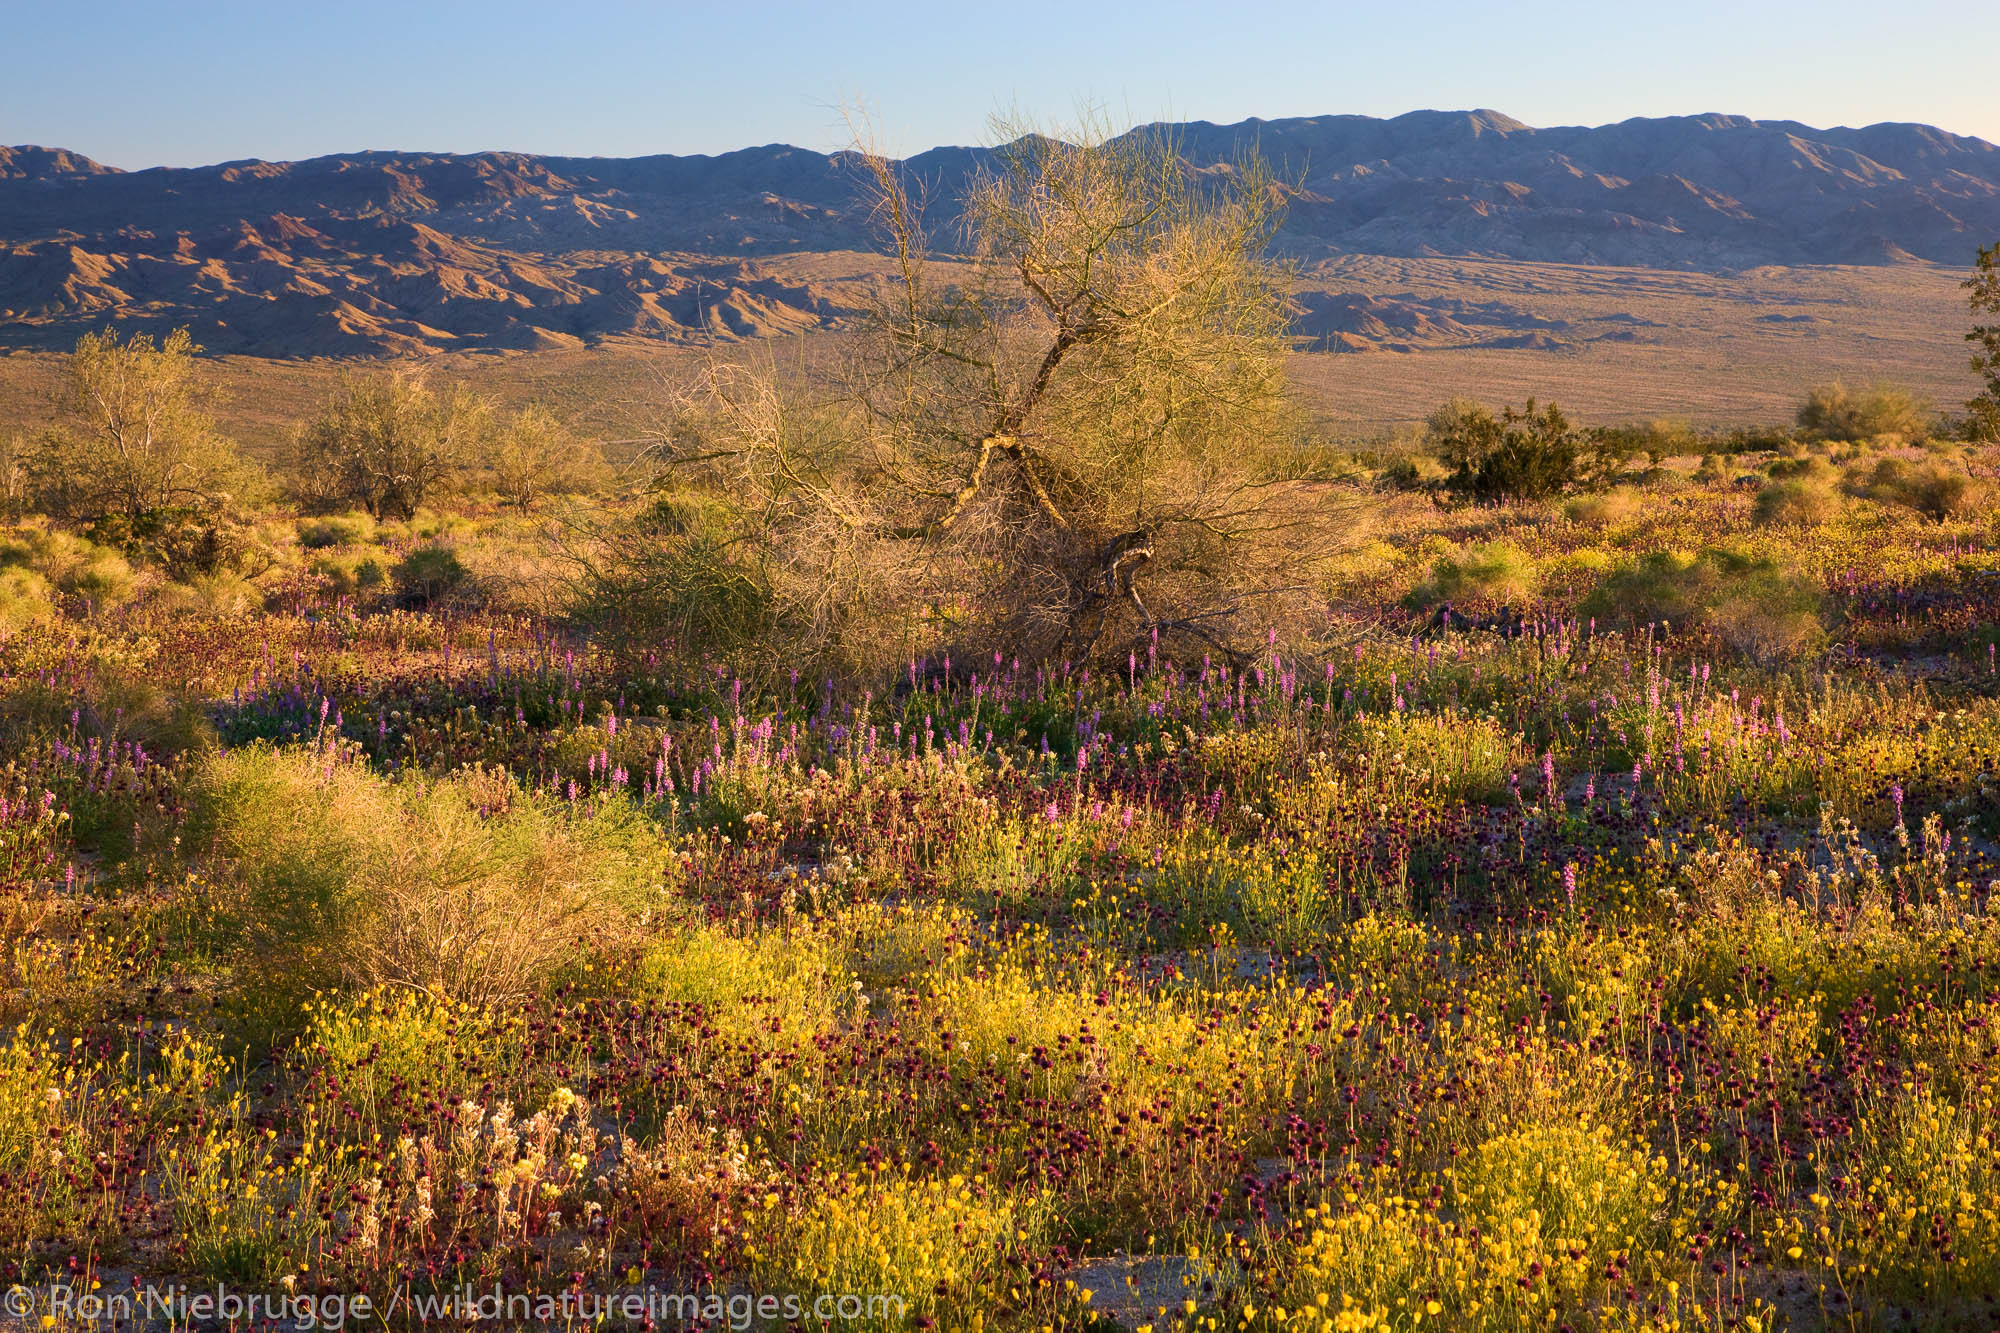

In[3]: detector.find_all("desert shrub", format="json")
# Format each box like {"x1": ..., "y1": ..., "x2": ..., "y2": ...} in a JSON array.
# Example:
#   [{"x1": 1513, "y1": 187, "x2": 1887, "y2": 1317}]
[
  {"x1": 1582, "y1": 547, "x2": 1827, "y2": 661},
  {"x1": 571, "y1": 492, "x2": 780, "y2": 667},
  {"x1": 488, "y1": 405, "x2": 603, "y2": 512},
  {"x1": 1594, "y1": 417, "x2": 1694, "y2": 465},
  {"x1": 150, "y1": 571, "x2": 262, "y2": 619},
  {"x1": 188, "y1": 744, "x2": 668, "y2": 1013},
  {"x1": 1422, "y1": 398, "x2": 1490, "y2": 464},
  {"x1": 1432, "y1": 399, "x2": 1620, "y2": 500},
  {"x1": 1964, "y1": 241, "x2": 2000, "y2": 441},
  {"x1": 391, "y1": 542, "x2": 469, "y2": 606},
  {"x1": 81, "y1": 506, "x2": 256, "y2": 579},
  {"x1": 1563, "y1": 486, "x2": 1637, "y2": 525},
  {"x1": 296, "y1": 512, "x2": 375, "y2": 549},
  {"x1": 1846, "y1": 458, "x2": 1994, "y2": 522},
  {"x1": 1752, "y1": 478, "x2": 1840, "y2": 526},
  {"x1": 1406, "y1": 541, "x2": 1538, "y2": 609},
  {"x1": 1377, "y1": 455, "x2": 1445, "y2": 491},
  {"x1": 1721, "y1": 424, "x2": 1796, "y2": 452},
  {"x1": 1797, "y1": 381, "x2": 1932, "y2": 442},
  {"x1": 1765, "y1": 455, "x2": 1832, "y2": 481},
  {"x1": 1691, "y1": 454, "x2": 1729, "y2": 484},
  {"x1": 609, "y1": 117, "x2": 1333, "y2": 680},
  {"x1": 307, "y1": 551, "x2": 367, "y2": 596}
]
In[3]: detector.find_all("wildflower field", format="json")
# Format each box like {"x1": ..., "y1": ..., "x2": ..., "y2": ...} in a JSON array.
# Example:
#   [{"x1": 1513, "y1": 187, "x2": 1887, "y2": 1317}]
[{"x1": 3, "y1": 444, "x2": 2000, "y2": 1332}]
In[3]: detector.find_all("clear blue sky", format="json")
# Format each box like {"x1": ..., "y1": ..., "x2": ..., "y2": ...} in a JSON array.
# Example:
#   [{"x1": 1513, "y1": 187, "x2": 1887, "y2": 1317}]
[{"x1": 4, "y1": 0, "x2": 1994, "y2": 168}]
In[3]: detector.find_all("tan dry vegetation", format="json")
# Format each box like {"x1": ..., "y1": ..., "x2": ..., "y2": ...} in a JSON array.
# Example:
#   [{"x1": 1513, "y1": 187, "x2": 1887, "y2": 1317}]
[
  {"x1": 0, "y1": 255, "x2": 1980, "y2": 457},
  {"x1": 1283, "y1": 256, "x2": 1980, "y2": 429}
]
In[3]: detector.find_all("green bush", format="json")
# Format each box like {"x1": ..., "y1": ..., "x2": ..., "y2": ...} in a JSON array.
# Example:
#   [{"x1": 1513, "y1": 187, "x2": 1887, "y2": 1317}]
[
  {"x1": 390, "y1": 542, "x2": 469, "y2": 606},
  {"x1": 1582, "y1": 547, "x2": 1827, "y2": 661},
  {"x1": 85, "y1": 506, "x2": 250, "y2": 579},
  {"x1": 1432, "y1": 399, "x2": 1610, "y2": 501},
  {"x1": 1406, "y1": 541, "x2": 1539, "y2": 609},
  {"x1": 295, "y1": 512, "x2": 375, "y2": 549},
  {"x1": 188, "y1": 745, "x2": 669, "y2": 1014},
  {"x1": 572, "y1": 493, "x2": 778, "y2": 663}
]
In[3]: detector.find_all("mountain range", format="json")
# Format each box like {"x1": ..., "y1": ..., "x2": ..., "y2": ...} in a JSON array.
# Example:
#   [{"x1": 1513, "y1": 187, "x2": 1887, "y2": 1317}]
[{"x1": 3, "y1": 109, "x2": 1997, "y2": 356}]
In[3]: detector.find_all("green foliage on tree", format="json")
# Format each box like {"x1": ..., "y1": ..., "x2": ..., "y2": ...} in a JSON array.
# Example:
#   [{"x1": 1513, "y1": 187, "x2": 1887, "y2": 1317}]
[
  {"x1": 291, "y1": 371, "x2": 492, "y2": 521},
  {"x1": 1969, "y1": 243, "x2": 2000, "y2": 442},
  {"x1": 26, "y1": 328, "x2": 253, "y2": 575},
  {"x1": 489, "y1": 405, "x2": 602, "y2": 513},
  {"x1": 29, "y1": 328, "x2": 238, "y2": 521},
  {"x1": 1794, "y1": 381, "x2": 1931, "y2": 442}
]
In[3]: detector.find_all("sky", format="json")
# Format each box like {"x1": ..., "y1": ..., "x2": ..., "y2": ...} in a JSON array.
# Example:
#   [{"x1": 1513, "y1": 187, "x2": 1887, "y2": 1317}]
[{"x1": 4, "y1": 0, "x2": 1996, "y2": 169}]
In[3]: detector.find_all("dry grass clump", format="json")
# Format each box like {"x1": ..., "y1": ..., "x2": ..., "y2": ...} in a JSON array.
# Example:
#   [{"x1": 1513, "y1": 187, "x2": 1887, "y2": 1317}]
[
  {"x1": 295, "y1": 511, "x2": 376, "y2": 550},
  {"x1": 0, "y1": 523, "x2": 141, "y2": 614},
  {"x1": 190, "y1": 742, "x2": 668, "y2": 1010},
  {"x1": 0, "y1": 567, "x2": 54, "y2": 633},
  {"x1": 1562, "y1": 486, "x2": 1638, "y2": 526}
]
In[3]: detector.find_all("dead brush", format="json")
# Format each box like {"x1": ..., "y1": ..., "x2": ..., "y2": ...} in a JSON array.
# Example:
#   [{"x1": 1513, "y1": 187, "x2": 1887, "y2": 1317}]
[
  {"x1": 605, "y1": 1106, "x2": 756, "y2": 1270},
  {"x1": 189, "y1": 740, "x2": 669, "y2": 1010},
  {"x1": 356, "y1": 1089, "x2": 606, "y2": 1272}
]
